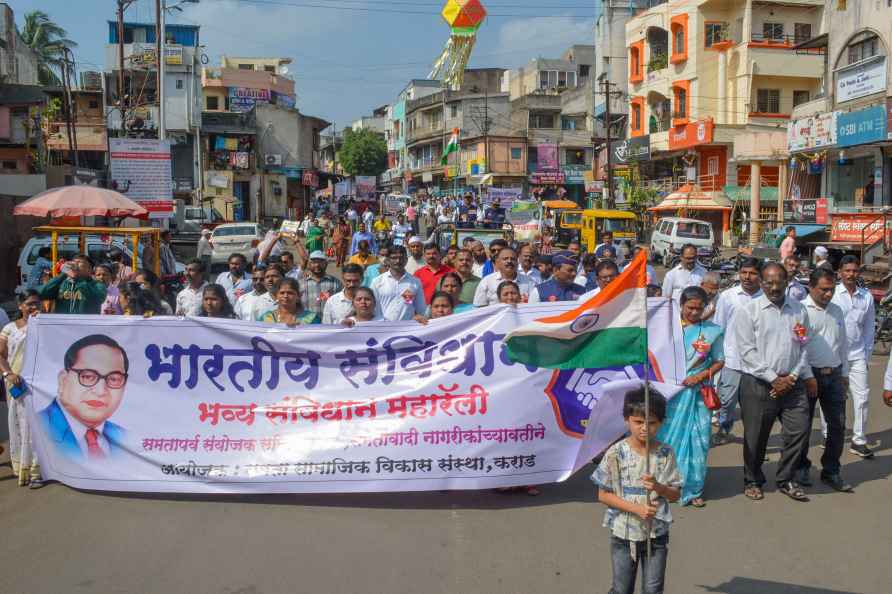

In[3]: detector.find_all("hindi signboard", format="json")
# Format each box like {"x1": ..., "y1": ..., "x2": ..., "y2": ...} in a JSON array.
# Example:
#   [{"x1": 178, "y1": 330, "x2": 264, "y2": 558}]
[
  {"x1": 24, "y1": 301, "x2": 684, "y2": 494},
  {"x1": 610, "y1": 136, "x2": 651, "y2": 164},
  {"x1": 486, "y1": 187, "x2": 523, "y2": 208},
  {"x1": 109, "y1": 138, "x2": 173, "y2": 218}
]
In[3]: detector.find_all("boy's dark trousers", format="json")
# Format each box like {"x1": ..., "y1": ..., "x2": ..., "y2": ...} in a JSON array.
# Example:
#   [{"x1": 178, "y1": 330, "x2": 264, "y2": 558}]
[
  {"x1": 739, "y1": 373, "x2": 810, "y2": 487},
  {"x1": 609, "y1": 534, "x2": 669, "y2": 594}
]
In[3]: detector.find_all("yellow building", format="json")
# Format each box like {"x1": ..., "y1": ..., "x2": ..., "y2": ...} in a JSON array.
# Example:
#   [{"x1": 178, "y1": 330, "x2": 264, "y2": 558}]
[{"x1": 626, "y1": 0, "x2": 824, "y2": 242}]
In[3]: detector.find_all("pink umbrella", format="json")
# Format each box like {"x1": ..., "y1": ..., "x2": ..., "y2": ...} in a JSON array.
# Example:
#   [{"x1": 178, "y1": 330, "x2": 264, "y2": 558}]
[{"x1": 13, "y1": 185, "x2": 148, "y2": 218}]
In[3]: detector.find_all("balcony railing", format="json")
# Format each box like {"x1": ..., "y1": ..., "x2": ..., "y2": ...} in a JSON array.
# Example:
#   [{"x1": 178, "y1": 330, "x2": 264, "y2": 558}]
[
  {"x1": 750, "y1": 33, "x2": 825, "y2": 53},
  {"x1": 647, "y1": 53, "x2": 668, "y2": 72}
]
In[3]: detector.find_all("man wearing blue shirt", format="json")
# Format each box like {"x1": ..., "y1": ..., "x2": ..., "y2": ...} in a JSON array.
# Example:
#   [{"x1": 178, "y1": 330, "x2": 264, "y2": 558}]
[{"x1": 528, "y1": 251, "x2": 586, "y2": 303}]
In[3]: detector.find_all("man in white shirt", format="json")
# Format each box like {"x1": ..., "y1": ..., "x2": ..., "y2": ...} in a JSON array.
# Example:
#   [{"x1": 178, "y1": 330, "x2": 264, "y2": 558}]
[
  {"x1": 196, "y1": 229, "x2": 213, "y2": 271},
  {"x1": 391, "y1": 215, "x2": 412, "y2": 247},
  {"x1": 322, "y1": 263, "x2": 363, "y2": 324},
  {"x1": 361, "y1": 206, "x2": 374, "y2": 229},
  {"x1": 473, "y1": 247, "x2": 535, "y2": 306},
  {"x1": 831, "y1": 255, "x2": 876, "y2": 458},
  {"x1": 712, "y1": 257, "x2": 763, "y2": 444},
  {"x1": 247, "y1": 264, "x2": 284, "y2": 321},
  {"x1": 234, "y1": 268, "x2": 267, "y2": 321},
  {"x1": 175, "y1": 259, "x2": 208, "y2": 316},
  {"x1": 661, "y1": 244, "x2": 707, "y2": 303},
  {"x1": 798, "y1": 267, "x2": 852, "y2": 492},
  {"x1": 518, "y1": 243, "x2": 542, "y2": 284},
  {"x1": 370, "y1": 245, "x2": 426, "y2": 321},
  {"x1": 731, "y1": 262, "x2": 817, "y2": 502},
  {"x1": 405, "y1": 236, "x2": 425, "y2": 275}
]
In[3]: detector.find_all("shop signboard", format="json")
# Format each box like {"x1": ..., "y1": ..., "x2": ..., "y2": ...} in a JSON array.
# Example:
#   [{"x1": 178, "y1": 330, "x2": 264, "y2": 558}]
[
  {"x1": 562, "y1": 165, "x2": 587, "y2": 185},
  {"x1": 787, "y1": 112, "x2": 838, "y2": 152},
  {"x1": 302, "y1": 170, "x2": 319, "y2": 188},
  {"x1": 486, "y1": 187, "x2": 523, "y2": 208},
  {"x1": 836, "y1": 56, "x2": 887, "y2": 103},
  {"x1": 355, "y1": 176, "x2": 377, "y2": 200},
  {"x1": 836, "y1": 105, "x2": 887, "y2": 148},
  {"x1": 609, "y1": 136, "x2": 651, "y2": 164},
  {"x1": 229, "y1": 87, "x2": 271, "y2": 113},
  {"x1": 164, "y1": 45, "x2": 183, "y2": 65},
  {"x1": 830, "y1": 213, "x2": 891, "y2": 243},
  {"x1": 529, "y1": 171, "x2": 565, "y2": 184},
  {"x1": 275, "y1": 93, "x2": 296, "y2": 109},
  {"x1": 668, "y1": 119, "x2": 714, "y2": 150},
  {"x1": 784, "y1": 198, "x2": 828, "y2": 224},
  {"x1": 536, "y1": 144, "x2": 559, "y2": 171},
  {"x1": 109, "y1": 138, "x2": 173, "y2": 218}
]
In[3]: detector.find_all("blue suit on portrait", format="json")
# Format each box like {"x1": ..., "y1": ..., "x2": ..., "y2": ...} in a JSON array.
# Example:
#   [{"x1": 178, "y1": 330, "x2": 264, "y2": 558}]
[{"x1": 39, "y1": 399, "x2": 127, "y2": 460}]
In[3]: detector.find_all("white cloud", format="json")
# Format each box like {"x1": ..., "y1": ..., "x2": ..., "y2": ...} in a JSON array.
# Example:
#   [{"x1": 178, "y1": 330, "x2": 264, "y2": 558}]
[{"x1": 488, "y1": 16, "x2": 594, "y2": 68}]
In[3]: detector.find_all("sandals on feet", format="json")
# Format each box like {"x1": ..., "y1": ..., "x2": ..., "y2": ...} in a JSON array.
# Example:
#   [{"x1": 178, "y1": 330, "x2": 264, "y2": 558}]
[
  {"x1": 689, "y1": 497, "x2": 706, "y2": 508},
  {"x1": 778, "y1": 481, "x2": 809, "y2": 502},
  {"x1": 744, "y1": 485, "x2": 764, "y2": 500}
]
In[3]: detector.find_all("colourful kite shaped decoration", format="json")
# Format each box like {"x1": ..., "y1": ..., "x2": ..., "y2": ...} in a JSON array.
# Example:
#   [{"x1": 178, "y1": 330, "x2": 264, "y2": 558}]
[{"x1": 430, "y1": 0, "x2": 487, "y2": 90}]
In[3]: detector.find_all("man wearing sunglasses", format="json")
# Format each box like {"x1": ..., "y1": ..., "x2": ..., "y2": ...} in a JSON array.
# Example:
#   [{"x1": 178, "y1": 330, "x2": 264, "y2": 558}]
[{"x1": 39, "y1": 334, "x2": 129, "y2": 461}]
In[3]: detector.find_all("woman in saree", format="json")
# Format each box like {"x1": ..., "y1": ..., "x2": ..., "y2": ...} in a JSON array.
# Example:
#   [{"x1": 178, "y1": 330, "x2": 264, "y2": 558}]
[
  {"x1": 1, "y1": 290, "x2": 43, "y2": 487},
  {"x1": 304, "y1": 218, "x2": 325, "y2": 254},
  {"x1": 656, "y1": 285, "x2": 724, "y2": 508}
]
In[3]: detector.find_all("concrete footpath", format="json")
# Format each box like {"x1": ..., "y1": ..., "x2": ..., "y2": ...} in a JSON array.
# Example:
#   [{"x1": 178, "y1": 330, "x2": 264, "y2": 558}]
[{"x1": 1, "y1": 358, "x2": 890, "y2": 594}]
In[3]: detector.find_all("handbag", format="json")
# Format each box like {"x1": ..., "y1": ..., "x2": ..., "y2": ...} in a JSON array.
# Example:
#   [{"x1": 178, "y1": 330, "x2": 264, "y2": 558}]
[{"x1": 700, "y1": 369, "x2": 721, "y2": 411}]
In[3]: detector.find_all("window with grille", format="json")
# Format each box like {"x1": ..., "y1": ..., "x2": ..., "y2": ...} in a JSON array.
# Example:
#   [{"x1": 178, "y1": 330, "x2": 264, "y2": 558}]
[
  {"x1": 763, "y1": 23, "x2": 784, "y2": 41},
  {"x1": 757, "y1": 89, "x2": 781, "y2": 113},
  {"x1": 794, "y1": 23, "x2": 812, "y2": 44},
  {"x1": 674, "y1": 89, "x2": 687, "y2": 117},
  {"x1": 675, "y1": 28, "x2": 685, "y2": 53},
  {"x1": 450, "y1": 104, "x2": 458, "y2": 118},
  {"x1": 705, "y1": 23, "x2": 725, "y2": 47},
  {"x1": 847, "y1": 35, "x2": 880, "y2": 64},
  {"x1": 632, "y1": 104, "x2": 641, "y2": 131},
  {"x1": 206, "y1": 96, "x2": 219, "y2": 110},
  {"x1": 529, "y1": 113, "x2": 555, "y2": 129},
  {"x1": 793, "y1": 90, "x2": 810, "y2": 107}
]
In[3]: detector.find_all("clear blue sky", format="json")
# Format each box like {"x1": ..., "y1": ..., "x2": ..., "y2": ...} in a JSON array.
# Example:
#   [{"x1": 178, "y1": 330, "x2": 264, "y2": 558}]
[{"x1": 13, "y1": 0, "x2": 595, "y2": 126}]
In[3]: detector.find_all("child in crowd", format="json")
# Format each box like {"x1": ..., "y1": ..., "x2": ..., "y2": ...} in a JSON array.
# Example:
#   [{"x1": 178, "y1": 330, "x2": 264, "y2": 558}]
[{"x1": 591, "y1": 385, "x2": 681, "y2": 594}]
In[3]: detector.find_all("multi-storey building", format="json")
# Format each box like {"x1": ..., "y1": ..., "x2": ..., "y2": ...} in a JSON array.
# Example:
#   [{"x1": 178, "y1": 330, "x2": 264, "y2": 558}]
[
  {"x1": 626, "y1": 0, "x2": 824, "y2": 243},
  {"x1": 405, "y1": 69, "x2": 527, "y2": 193},
  {"x1": 382, "y1": 79, "x2": 442, "y2": 193},
  {"x1": 508, "y1": 46, "x2": 595, "y2": 203},
  {"x1": 105, "y1": 21, "x2": 203, "y2": 208},
  {"x1": 202, "y1": 56, "x2": 296, "y2": 113},
  {"x1": 787, "y1": 0, "x2": 892, "y2": 250}
]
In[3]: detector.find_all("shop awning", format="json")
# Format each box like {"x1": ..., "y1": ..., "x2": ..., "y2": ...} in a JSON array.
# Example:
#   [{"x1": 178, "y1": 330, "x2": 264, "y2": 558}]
[{"x1": 648, "y1": 184, "x2": 732, "y2": 212}]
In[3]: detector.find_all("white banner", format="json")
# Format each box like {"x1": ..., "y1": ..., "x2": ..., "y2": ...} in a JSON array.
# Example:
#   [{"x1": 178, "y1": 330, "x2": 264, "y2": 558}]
[
  {"x1": 109, "y1": 138, "x2": 173, "y2": 218},
  {"x1": 23, "y1": 300, "x2": 684, "y2": 494}
]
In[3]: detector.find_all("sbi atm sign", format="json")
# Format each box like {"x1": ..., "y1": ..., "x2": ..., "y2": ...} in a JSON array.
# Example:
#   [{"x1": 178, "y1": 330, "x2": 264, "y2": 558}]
[{"x1": 837, "y1": 105, "x2": 887, "y2": 148}]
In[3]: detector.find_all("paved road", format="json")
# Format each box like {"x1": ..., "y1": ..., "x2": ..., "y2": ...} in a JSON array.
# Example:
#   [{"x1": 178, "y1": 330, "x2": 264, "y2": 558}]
[{"x1": 2, "y1": 353, "x2": 891, "y2": 594}]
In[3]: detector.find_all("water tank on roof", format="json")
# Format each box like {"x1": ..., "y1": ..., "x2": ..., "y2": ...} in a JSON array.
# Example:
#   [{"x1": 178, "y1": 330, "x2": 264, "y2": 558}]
[{"x1": 80, "y1": 71, "x2": 102, "y2": 90}]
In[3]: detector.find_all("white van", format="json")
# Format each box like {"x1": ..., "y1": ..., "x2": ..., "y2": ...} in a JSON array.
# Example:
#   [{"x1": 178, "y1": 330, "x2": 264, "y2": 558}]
[{"x1": 650, "y1": 217, "x2": 715, "y2": 266}]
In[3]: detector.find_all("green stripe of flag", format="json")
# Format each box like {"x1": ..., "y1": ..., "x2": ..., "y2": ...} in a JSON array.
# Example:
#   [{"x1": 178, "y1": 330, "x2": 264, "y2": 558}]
[{"x1": 505, "y1": 327, "x2": 647, "y2": 370}]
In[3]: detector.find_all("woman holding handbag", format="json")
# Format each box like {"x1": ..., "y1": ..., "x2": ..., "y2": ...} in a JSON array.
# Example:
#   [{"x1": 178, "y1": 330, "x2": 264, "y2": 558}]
[{"x1": 657, "y1": 285, "x2": 725, "y2": 508}]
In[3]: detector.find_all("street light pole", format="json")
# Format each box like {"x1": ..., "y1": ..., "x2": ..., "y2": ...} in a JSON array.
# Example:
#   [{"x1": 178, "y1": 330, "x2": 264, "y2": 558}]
[{"x1": 158, "y1": 0, "x2": 166, "y2": 140}]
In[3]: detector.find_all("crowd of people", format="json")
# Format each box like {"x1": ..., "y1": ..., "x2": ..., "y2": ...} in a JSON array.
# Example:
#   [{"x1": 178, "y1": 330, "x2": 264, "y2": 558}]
[{"x1": 4, "y1": 204, "x2": 892, "y2": 592}]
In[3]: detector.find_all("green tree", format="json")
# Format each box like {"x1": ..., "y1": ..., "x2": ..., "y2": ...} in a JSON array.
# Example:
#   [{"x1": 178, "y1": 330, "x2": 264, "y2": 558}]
[
  {"x1": 337, "y1": 128, "x2": 387, "y2": 177},
  {"x1": 19, "y1": 11, "x2": 77, "y2": 86}
]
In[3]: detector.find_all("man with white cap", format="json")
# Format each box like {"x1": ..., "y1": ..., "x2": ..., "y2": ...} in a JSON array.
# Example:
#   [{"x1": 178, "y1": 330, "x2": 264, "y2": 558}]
[
  {"x1": 196, "y1": 229, "x2": 213, "y2": 272},
  {"x1": 405, "y1": 236, "x2": 425, "y2": 275},
  {"x1": 814, "y1": 246, "x2": 832, "y2": 272},
  {"x1": 297, "y1": 250, "x2": 343, "y2": 322}
]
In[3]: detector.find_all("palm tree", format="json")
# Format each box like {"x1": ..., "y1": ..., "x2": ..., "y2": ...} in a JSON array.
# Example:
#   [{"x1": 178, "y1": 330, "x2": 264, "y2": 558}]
[{"x1": 19, "y1": 11, "x2": 77, "y2": 86}]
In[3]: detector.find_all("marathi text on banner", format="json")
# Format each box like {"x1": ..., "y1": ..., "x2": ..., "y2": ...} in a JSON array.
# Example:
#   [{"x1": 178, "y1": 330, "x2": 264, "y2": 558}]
[{"x1": 23, "y1": 302, "x2": 684, "y2": 494}]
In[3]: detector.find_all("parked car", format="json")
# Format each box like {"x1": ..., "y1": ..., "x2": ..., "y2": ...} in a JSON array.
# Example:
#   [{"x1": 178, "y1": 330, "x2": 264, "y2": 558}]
[
  {"x1": 209, "y1": 223, "x2": 264, "y2": 271},
  {"x1": 16, "y1": 234, "x2": 184, "y2": 295},
  {"x1": 170, "y1": 200, "x2": 225, "y2": 243},
  {"x1": 650, "y1": 217, "x2": 715, "y2": 267}
]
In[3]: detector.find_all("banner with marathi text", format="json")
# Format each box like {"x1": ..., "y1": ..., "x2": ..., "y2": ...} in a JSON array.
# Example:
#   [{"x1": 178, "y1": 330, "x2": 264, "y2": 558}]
[{"x1": 23, "y1": 300, "x2": 684, "y2": 494}]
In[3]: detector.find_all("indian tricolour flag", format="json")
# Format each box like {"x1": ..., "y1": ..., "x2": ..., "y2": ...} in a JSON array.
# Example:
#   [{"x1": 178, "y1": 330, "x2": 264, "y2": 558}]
[
  {"x1": 505, "y1": 250, "x2": 648, "y2": 369},
  {"x1": 440, "y1": 128, "x2": 460, "y2": 165}
]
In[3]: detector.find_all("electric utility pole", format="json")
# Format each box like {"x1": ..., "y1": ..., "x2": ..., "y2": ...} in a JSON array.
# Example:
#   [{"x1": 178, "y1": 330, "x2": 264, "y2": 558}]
[{"x1": 597, "y1": 77, "x2": 622, "y2": 208}]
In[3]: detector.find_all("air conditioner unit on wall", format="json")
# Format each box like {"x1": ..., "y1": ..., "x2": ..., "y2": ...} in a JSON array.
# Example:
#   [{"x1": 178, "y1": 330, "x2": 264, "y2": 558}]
[{"x1": 265, "y1": 154, "x2": 283, "y2": 166}]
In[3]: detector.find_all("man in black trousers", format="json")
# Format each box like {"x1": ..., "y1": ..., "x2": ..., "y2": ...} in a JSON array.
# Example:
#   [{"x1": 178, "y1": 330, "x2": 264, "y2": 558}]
[{"x1": 730, "y1": 262, "x2": 818, "y2": 502}]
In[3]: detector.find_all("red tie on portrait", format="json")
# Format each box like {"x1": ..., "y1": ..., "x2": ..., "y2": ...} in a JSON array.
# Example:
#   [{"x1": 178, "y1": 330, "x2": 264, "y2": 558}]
[{"x1": 85, "y1": 428, "x2": 104, "y2": 459}]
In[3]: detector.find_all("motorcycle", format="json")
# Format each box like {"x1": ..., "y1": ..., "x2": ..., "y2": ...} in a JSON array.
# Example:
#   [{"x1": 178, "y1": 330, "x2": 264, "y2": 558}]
[{"x1": 874, "y1": 289, "x2": 892, "y2": 355}]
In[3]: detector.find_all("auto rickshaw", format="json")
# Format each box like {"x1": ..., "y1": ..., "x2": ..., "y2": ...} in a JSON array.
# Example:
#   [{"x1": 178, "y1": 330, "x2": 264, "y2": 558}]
[
  {"x1": 578, "y1": 210, "x2": 638, "y2": 253},
  {"x1": 33, "y1": 225, "x2": 162, "y2": 275},
  {"x1": 539, "y1": 199, "x2": 581, "y2": 247}
]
